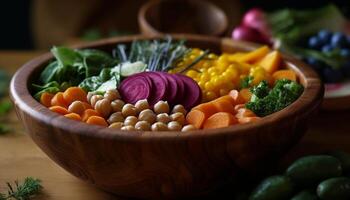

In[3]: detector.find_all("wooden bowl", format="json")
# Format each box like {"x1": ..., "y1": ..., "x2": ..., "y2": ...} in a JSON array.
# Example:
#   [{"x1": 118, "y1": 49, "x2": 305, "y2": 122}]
[
  {"x1": 138, "y1": 0, "x2": 228, "y2": 36},
  {"x1": 10, "y1": 35, "x2": 323, "y2": 199}
]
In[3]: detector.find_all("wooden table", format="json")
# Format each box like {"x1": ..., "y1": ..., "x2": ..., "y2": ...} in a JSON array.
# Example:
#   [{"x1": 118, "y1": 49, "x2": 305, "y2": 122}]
[{"x1": 0, "y1": 51, "x2": 349, "y2": 199}]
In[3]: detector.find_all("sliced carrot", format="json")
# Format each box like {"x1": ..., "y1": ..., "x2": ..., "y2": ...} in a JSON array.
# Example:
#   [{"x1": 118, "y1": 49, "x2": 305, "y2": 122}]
[
  {"x1": 186, "y1": 110, "x2": 207, "y2": 129},
  {"x1": 212, "y1": 95, "x2": 235, "y2": 104},
  {"x1": 234, "y1": 104, "x2": 245, "y2": 111},
  {"x1": 229, "y1": 90, "x2": 245, "y2": 105},
  {"x1": 235, "y1": 108, "x2": 256, "y2": 118},
  {"x1": 82, "y1": 102, "x2": 93, "y2": 110},
  {"x1": 239, "y1": 88, "x2": 252, "y2": 103},
  {"x1": 272, "y1": 70, "x2": 297, "y2": 82},
  {"x1": 238, "y1": 117, "x2": 261, "y2": 124},
  {"x1": 82, "y1": 109, "x2": 101, "y2": 122},
  {"x1": 40, "y1": 92, "x2": 54, "y2": 107},
  {"x1": 63, "y1": 87, "x2": 87, "y2": 105},
  {"x1": 51, "y1": 92, "x2": 68, "y2": 108},
  {"x1": 192, "y1": 102, "x2": 218, "y2": 117},
  {"x1": 213, "y1": 99, "x2": 235, "y2": 114},
  {"x1": 86, "y1": 116, "x2": 108, "y2": 127},
  {"x1": 64, "y1": 113, "x2": 82, "y2": 121},
  {"x1": 49, "y1": 106, "x2": 69, "y2": 115},
  {"x1": 203, "y1": 112, "x2": 238, "y2": 129}
]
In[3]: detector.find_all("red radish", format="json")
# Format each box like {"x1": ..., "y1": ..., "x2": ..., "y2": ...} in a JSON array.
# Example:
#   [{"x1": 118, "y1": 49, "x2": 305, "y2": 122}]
[
  {"x1": 119, "y1": 75, "x2": 152, "y2": 104},
  {"x1": 232, "y1": 25, "x2": 269, "y2": 44},
  {"x1": 242, "y1": 8, "x2": 270, "y2": 37}
]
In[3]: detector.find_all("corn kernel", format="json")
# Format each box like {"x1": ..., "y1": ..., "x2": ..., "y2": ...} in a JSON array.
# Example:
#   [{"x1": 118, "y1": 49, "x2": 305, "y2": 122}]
[
  {"x1": 186, "y1": 70, "x2": 199, "y2": 78},
  {"x1": 206, "y1": 91, "x2": 217, "y2": 101},
  {"x1": 204, "y1": 82, "x2": 215, "y2": 91}
]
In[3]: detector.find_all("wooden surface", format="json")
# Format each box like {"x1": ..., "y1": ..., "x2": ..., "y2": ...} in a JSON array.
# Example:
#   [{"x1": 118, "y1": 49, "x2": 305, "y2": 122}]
[{"x1": 0, "y1": 48, "x2": 349, "y2": 199}]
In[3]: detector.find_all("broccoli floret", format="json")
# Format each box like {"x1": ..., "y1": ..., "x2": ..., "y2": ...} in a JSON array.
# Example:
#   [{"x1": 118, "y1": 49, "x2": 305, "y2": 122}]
[
  {"x1": 240, "y1": 76, "x2": 253, "y2": 89},
  {"x1": 246, "y1": 79, "x2": 304, "y2": 117}
]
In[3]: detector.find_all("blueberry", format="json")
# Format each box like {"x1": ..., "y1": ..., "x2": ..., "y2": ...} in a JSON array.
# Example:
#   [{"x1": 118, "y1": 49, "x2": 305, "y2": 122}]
[
  {"x1": 322, "y1": 67, "x2": 344, "y2": 83},
  {"x1": 340, "y1": 49, "x2": 350, "y2": 58},
  {"x1": 318, "y1": 30, "x2": 332, "y2": 43},
  {"x1": 331, "y1": 32, "x2": 347, "y2": 48},
  {"x1": 322, "y1": 45, "x2": 334, "y2": 53},
  {"x1": 308, "y1": 36, "x2": 322, "y2": 49}
]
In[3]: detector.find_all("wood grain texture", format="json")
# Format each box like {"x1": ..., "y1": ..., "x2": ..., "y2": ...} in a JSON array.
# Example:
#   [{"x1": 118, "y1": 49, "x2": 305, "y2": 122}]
[
  {"x1": 138, "y1": 0, "x2": 228, "y2": 37},
  {"x1": 9, "y1": 35, "x2": 323, "y2": 199}
]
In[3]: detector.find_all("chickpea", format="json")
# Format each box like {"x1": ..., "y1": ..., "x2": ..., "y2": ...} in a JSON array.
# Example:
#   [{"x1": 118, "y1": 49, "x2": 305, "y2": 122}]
[
  {"x1": 87, "y1": 91, "x2": 96, "y2": 103},
  {"x1": 151, "y1": 122, "x2": 168, "y2": 131},
  {"x1": 107, "y1": 112, "x2": 124, "y2": 124},
  {"x1": 154, "y1": 101, "x2": 170, "y2": 114},
  {"x1": 156, "y1": 113, "x2": 171, "y2": 124},
  {"x1": 94, "y1": 99, "x2": 112, "y2": 118},
  {"x1": 109, "y1": 122, "x2": 123, "y2": 129},
  {"x1": 172, "y1": 104, "x2": 187, "y2": 115},
  {"x1": 167, "y1": 121, "x2": 182, "y2": 131},
  {"x1": 181, "y1": 125, "x2": 197, "y2": 132},
  {"x1": 111, "y1": 99, "x2": 125, "y2": 112},
  {"x1": 138, "y1": 109, "x2": 156, "y2": 124},
  {"x1": 90, "y1": 95, "x2": 103, "y2": 108},
  {"x1": 134, "y1": 99, "x2": 150, "y2": 113},
  {"x1": 68, "y1": 101, "x2": 85, "y2": 115},
  {"x1": 135, "y1": 121, "x2": 151, "y2": 131},
  {"x1": 121, "y1": 125, "x2": 136, "y2": 131},
  {"x1": 124, "y1": 116, "x2": 138, "y2": 126},
  {"x1": 170, "y1": 112, "x2": 185, "y2": 125},
  {"x1": 121, "y1": 104, "x2": 137, "y2": 117},
  {"x1": 104, "y1": 89, "x2": 121, "y2": 101}
]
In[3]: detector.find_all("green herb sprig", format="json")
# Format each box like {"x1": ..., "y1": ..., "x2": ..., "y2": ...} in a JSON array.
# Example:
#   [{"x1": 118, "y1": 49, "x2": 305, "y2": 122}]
[{"x1": 0, "y1": 178, "x2": 42, "y2": 200}]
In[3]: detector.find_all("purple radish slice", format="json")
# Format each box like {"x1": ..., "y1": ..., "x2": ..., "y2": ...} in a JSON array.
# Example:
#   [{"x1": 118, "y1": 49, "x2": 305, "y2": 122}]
[
  {"x1": 171, "y1": 73, "x2": 185, "y2": 105},
  {"x1": 142, "y1": 72, "x2": 169, "y2": 106},
  {"x1": 159, "y1": 72, "x2": 178, "y2": 105},
  {"x1": 174, "y1": 74, "x2": 202, "y2": 110},
  {"x1": 119, "y1": 75, "x2": 153, "y2": 105}
]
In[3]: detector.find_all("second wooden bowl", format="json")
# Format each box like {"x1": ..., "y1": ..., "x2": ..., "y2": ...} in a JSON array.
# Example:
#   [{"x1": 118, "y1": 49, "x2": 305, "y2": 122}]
[
  {"x1": 10, "y1": 35, "x2": 323, "y2": 199},
  {"x1": 138, "y1": 0, "x2": 228, "y2": 36}
]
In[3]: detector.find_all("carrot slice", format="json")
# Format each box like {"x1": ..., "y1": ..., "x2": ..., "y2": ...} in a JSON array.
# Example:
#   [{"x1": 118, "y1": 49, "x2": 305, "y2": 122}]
[
  {"x1": 51, "y1": 92, "x2": 68, "y2": 108},
  {"x1": 86, "y1": 116, "x2": 108, "y2": 127},
  {"x1": 229, "y1": 90, "x2": 245, "y2": 105},
  {"x1": 234, "y1": 104, "x2": 245, "y2": 111},
  {"x1": 213, "y1": 99, "x2": 235, "y2": 114},
  {"x1": 40, "y1": 92, "x2": 54, "y2": 107},
  {"x1": 239, "y1": 88, "x2": 252, "y2": 103},
  {"x1": 64, "y1": 113, "x2": 82, "y2": 121},
  {"x1": 82, "y1": 109, "x2": 101, "y2": 122},
  {"x1": 238, "y1": 117, "x2": 261, "y2": 124},
  {"x1": 203, "y1": 112, "x2": 238, "y2": 129},
  {"x1": 272, "y1": 70, "x2": 297, "y2": 82},
  {"x1": 186, "y1": 110, "x2": 207, "y2": 129},
  {"x1": 212, "y1": 95, "x2": 235, "y2": 104},
  {"x1": 63, "y1": 87, "x2": 87, "y2": 105},
  {"x1": 49, "y1": 106, "x2": 69, "y2": 115},
  {"x1": 192, "y1": 102, "x2": 218, "y2": 117},
  {"x1": 235, "y1": 108, "x2": 256, "y2": 118},
  {"x1": 82, "y1": 102, "x2": 93, "y2": 110}
]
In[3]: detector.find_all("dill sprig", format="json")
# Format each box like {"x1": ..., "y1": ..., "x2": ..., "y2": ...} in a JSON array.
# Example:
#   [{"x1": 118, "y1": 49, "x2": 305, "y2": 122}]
[
  {"x1": 0, "y1": 178, "x2": 42, "y2": 200},
  {"x1": 113, "y1": 36, "x2": 190, "y2": 72}
]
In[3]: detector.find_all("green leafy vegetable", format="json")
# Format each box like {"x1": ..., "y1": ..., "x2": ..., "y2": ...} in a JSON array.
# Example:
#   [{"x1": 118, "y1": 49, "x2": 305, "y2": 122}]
[
  {"x1": 0, "y1": 177, "x2": 42, "y2": 200},
  {"x1": 240, "y1": 76, "x2": 254, "y2": 89},
  {"x1": 269, "y1": 4, "x2": 346, "y2": 46},
  {"x1": 0, "y1": 100, "x2": 12, "y2": 115},
  {"x1": 33, "y1": 46, "x2": 118, "y2": 97},
  {"x1": 246, "y1": 79, "x2": 304, "y2": 117}
]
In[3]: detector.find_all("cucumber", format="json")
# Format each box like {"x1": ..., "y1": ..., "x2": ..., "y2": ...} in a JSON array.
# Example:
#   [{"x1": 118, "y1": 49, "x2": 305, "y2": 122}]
[
  {"x1": 328, "y1": 150, "x2": 350, "y2": 176},
  {"x1": 286, "y1": 155, "x2": 342, "y2": 186},
  {"x1": 249, "y1": 175, "x2": 293, "y2": 200},
  {"x1": 317, "y1": 177, "x2": 350, "y2": 200},
  {"x1": 291, "y1": 190, "x2": 318, "y2": 200}
]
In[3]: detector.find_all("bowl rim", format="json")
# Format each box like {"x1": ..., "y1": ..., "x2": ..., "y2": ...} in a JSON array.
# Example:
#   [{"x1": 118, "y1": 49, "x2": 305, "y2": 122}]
[
  {"x1": 10, "y1": 34, "x2": 324, "y2": 140},
  {"x1": 138, "y1": 0, "x2": 228, "y2": 36}
]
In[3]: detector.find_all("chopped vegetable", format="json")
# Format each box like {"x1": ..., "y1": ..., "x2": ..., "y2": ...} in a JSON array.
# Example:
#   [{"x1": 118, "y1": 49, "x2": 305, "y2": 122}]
[
  {"x1": 0, "y1": 177, "x2": 42, "y2": 200},
  {"x1": 246, "y1": 79, "x2": 304, "y2": 117},
  {"x1": 203, "y1": 112, "x2": 238, "y2": 129}
]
